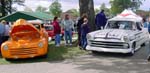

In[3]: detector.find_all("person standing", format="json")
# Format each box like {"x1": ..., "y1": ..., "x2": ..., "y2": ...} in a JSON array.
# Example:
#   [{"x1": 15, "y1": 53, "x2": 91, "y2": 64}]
[
  {"x1": 95, "y1": 9, "x2": 107, "y2": 30},
  {"x1": 80, "y1": 18, "x2": 90, "y2": 50},
  {"x1": 148, "y1": 18, "x2": 150, "y2": 34},
  {"x1": 61, "y1": 14, "x2": 74, "y2": 46},
  {"x1": 52, "y1": 17, "x2": 61, "y2": 47},
  {"x1": 147, "y1": 17, "x2": 150, "y2": 61},
  {"x1": 143, "y1": 18, "x2": 149, "y2": 28},
  {"x1": 2, "y1": 20, "x2": 10, "y2": 42},
  {"x1": 0, "y1": 22, "x2": 5, "y2": 46},
  {"x1": 77, "y1": 14, "x2": 87, "y2": 47}
]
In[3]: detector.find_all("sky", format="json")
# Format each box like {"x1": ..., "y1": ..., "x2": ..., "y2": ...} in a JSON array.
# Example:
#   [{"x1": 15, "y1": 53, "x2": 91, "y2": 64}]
[{"x1": 13, "y1": 0, "x2": 150, "y2": 12}]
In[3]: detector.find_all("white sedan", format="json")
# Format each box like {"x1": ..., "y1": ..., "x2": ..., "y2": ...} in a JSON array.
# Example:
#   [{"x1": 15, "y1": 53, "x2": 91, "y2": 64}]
[{"x1": 86, "y1": 18, "x2": 149, "y2": 55}]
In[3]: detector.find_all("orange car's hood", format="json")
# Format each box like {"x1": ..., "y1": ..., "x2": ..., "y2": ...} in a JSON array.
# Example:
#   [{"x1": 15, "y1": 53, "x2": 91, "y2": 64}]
[{"x1": 10, "y1": 19, "x2": 41, "y2": 41}]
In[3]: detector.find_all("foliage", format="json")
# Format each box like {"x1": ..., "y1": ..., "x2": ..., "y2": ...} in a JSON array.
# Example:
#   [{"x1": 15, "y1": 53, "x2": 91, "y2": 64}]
[
  {"x1": 110, "y1": 0, "x2": 145, "y2": 15},
  {"x1": 95, "y1": 3, "x2": 111, "y2": 17},
  {"x1": 24, "y1": 7, "x2": 33, "y2": 12},
  {"x1": 0, "y1": 0, "x2": 25, "y2": 17},
  {"x1": 136, "y1": 10, "x2": 150, "y2": 18},
  {"x1": 35, "y1": 5, "x2": 47, "y2": 12},
  {"x1": 95, "y1": 8, "x2": 100, "y2": 14},
  {"x1": 49, "y1": 0, "x2": 62, "y2": 17},
  {"x1": 66, "y1": 9, "x2": 79, "y2": 17}
]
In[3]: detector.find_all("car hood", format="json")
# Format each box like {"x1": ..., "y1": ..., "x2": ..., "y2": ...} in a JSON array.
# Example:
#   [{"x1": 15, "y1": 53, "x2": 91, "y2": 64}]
[
  {"x1": 90, "y1": 29, "x2": 134, "y2": 39},
  {"x1": 10, "y1": 19, "x2": 41, "y2": 41}
]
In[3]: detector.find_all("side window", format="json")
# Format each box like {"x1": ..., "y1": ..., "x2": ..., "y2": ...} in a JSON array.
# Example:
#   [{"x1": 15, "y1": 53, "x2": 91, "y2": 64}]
[{"x1": 136, "y1": 22, "x2": 142, "y2": 31}]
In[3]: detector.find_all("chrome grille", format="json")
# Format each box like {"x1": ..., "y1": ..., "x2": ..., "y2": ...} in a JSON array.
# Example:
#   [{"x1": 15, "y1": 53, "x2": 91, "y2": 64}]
[
  {"x1": 9, "y1": 48, "x2": 38, "y2": 56},
  {"x1": 90, "y1": 40, "x2": 129, "y2": 49}
]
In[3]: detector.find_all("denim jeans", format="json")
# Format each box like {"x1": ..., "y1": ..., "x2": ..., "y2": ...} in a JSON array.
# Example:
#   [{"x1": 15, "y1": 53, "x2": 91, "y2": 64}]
[
  {"x1": 0, "y1": 35, "x2": 3, "y2": 46},
  {"x1": 64, "y1": 29, "x2": 72, "y2": 44},
  {"x1": 0, "y1": 34, "x2": 4, "y2": 46},
  {"x1": 81, "y1": 35, "x2": 87, "y2": 49},
  {"x1": 55, "y1": 34, "x2": 61, "y2": 46}
]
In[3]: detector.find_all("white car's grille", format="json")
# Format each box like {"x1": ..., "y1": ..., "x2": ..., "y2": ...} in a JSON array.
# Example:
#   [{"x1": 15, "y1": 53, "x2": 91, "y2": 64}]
[{"x1": 89, "y1": 40, "x2": 129, "y2": 49}]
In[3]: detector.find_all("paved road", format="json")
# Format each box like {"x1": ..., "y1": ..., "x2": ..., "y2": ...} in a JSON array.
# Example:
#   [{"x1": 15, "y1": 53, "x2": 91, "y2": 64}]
[{"x1": 0, "y1": 42, "x2": 150, "y2": 73}]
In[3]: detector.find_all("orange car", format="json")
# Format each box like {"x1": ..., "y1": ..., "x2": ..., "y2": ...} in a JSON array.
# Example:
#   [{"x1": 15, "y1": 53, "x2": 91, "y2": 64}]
[{"x1": 1, "y1": 19, "x2": 48, "y2": 59}]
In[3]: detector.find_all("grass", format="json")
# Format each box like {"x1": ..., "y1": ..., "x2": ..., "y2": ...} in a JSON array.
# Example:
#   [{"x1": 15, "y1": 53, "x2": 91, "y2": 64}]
[{"x1": 0, "y1": 39, "x2": 88, "y2": 65}]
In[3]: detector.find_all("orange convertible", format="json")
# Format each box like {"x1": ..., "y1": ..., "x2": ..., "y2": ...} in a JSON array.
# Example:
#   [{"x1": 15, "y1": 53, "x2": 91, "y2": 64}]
[{"x1": 1, "y1": 19, "x2": 48, "y2": 59}]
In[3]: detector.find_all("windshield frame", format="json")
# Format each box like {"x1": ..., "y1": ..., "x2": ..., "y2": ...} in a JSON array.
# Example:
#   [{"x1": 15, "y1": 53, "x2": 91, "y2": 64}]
[{"x1": 105, "y1": 20, "x2": 135, "y2": 30}]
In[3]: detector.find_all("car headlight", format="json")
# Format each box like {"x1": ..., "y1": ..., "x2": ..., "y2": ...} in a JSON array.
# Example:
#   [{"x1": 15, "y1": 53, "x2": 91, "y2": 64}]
[
  {"x1": 87, "y1": 34, "x2": 92, "y2": 40},
  {"x1": 123, "y1": 36, "x2": 130, "y2": 42},
  {"x1": 38, "y1": 42, "x2": 43, "y2": 48},
  {"x1": 3, "y1": 45, "x2": 8, "y2": 50}
]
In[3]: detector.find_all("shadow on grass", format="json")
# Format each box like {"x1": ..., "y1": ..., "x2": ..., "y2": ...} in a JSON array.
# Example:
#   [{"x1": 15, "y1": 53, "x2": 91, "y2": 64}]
[{"x1": 91, "y1": 51, "x2": 132, "y2": 59}]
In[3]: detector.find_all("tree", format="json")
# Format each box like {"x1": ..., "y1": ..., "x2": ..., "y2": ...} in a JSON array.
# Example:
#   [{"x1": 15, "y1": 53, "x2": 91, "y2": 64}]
[
  {"x1": 0, "y1": 0, "x2": 25, "y2": 17},
  {"x1": 110, "y1": 0, "x2": 144, "y2": 15},
  {"x1": 66, "y1": 9, "x2": 79, "y2": 17},
  {"x1": 79, "y1": 0, "x2": 95, "y2": 31},
  {"x1": 24, "y1": 7, "x2": 33, "y2": 12},
  {"x1": 100, "y1": 3, "x2": 107, "y2": 11},
  {"x1": 35, "y1": 5, "x2": 47, "y2": 12},
  {"x1": 95, "y1": 8, "x2": 99, "y2": 14},
  {"x1": 49, "y1": 0, "x2": 62, "y2": 17},
  {"x1": 99, "y1": 3, "x2": 111, "y2": 17}
]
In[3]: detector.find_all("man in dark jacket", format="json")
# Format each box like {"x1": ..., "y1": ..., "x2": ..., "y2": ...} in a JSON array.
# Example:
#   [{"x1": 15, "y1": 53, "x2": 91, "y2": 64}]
[{"x1": 95, "y1": 10, "x2": 107, "y2": 30}]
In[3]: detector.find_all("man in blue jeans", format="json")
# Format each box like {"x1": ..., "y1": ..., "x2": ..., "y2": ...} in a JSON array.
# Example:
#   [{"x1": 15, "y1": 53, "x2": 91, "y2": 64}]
[{"x1": 61, "y1": 14, "x2": 74, "y2": 46}]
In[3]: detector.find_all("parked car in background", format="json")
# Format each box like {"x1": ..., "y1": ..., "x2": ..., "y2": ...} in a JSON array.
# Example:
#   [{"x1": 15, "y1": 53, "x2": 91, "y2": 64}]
[
  {"x1": 44, "y1": 24, "x2": 66, "y2": 40},
  {"x1": 1, "y1": 19, "x2": 48, "y2": 59},
  {"x1": 86, "y1": 10, "x2": 149, "y2": 55}
]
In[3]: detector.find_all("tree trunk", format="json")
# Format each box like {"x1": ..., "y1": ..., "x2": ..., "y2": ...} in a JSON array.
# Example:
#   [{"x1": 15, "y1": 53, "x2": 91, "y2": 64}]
[
  {"x1": 1, "y1": 0, "x2": 6, "y2": 17},
  {"x1": 79, "y1": 0, "x2": 95, "y2": 31}
]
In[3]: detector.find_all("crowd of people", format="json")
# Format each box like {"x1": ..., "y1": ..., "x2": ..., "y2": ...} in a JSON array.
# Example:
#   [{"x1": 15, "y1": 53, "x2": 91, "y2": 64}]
[
  {"x1": 0, "y1": 10, "x2": 108, "y2": 50},
  {"x1": 52, "y1": 10, "x2": 107, "y2": 49}
]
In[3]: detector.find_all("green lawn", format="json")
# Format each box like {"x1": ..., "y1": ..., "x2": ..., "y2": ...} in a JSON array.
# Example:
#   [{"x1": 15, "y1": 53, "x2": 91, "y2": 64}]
[{"x1": 0, "y1": 40, "x2": 88, "y2": 65}]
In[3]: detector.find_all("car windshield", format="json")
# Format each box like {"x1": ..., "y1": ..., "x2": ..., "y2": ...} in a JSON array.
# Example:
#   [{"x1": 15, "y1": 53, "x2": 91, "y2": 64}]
[
  {"x1": 106, "y1": 21, "x2": 134, "y2": 30},
  {"x1": 44, "y1": 26, "x2": 53, "y2": 30}
]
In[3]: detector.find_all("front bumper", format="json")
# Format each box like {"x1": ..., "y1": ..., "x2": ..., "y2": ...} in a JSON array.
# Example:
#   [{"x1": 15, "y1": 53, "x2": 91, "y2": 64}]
[
  {"x1": 1, "y1": 47, "x2": 47, "y2": 59},
  {"x1": 86, "y1": 45, "x2": 132, "y2": 54}
]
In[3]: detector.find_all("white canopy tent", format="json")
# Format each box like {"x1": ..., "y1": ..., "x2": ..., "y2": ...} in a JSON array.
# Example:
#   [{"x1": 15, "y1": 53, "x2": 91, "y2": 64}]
[{"x1": 109, "y1": 9, "x2": 142, "y2": 22}]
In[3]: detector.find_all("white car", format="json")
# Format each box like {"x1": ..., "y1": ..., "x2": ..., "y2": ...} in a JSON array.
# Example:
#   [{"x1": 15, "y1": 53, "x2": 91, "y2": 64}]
[{"x1": 86, "y1": 10, "x2": 149, "y2": 55}]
